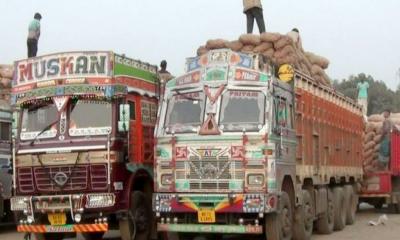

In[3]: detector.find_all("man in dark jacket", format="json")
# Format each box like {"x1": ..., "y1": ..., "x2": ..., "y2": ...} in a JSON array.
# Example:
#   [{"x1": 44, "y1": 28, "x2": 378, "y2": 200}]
[{"x1": 243, "y1": 0, "x2": 266, "y2": 34}]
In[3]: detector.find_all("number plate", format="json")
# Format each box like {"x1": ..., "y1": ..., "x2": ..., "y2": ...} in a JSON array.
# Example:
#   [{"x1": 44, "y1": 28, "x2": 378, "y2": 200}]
[
  {"x1": 48, "y1": 213, "x2": 67, "y2": 226},
  {"x1": 198, "y1": 209, "x2": 216, "y2": 223}
]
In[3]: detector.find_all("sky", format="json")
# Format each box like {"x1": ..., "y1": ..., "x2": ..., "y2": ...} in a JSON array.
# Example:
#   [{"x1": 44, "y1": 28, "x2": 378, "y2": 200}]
[{"x1": 1, "y1": 0, "x2": 400, "y2": 89}]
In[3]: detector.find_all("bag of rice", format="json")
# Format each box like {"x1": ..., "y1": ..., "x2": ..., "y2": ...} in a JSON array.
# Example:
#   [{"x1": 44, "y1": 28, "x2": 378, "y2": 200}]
[
  {"x1": 206, "y1": 39, "x2": 228, "y2": 50},
  {"x1": 197, "y1": 46, "x2": 208, "y2": 56},
  {"x1": 253, "y1": 42, "x2": 273, "y2": 53},
  {"x1": 260, "y1": 32, "x2": 281, "y2": 42},
  {"x1": 239, "y1": 34, "x2": 261, "y2": 45},
  {"x1": 225, "y1": 40, "x2": 243, "y2": 52}
]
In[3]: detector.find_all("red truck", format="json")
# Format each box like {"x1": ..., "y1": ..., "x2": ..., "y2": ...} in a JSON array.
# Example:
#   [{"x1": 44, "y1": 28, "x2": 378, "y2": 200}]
[
  {"x1": 360, "y1": 132, "x2": 400, "y2": 211},
  {"x1": 10, "y1": 51, "x2": 159, "y2": 240}
]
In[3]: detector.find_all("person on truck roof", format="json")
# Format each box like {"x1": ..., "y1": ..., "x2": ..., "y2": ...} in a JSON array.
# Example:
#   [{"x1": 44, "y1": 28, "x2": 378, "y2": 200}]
[
  {"x1": 27, "y1": 12, "x2": 42, "y2": 58},
  {"x1": 287, "y1": 28, "x2": 303, "y2": 50},
  {"x1": 357, "y1": 79, "x2": 369, "y2": 116},
  {"x1": 379, "y1": 109, "x2": 393, "y2": 168},
  {"x1": 243, "y1": 0, "x2": 266, "y2": 34}
]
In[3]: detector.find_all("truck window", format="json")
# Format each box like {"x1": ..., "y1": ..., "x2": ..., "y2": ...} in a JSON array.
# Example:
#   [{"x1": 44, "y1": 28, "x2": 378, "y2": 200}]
[
  {"x1": 21, "y1": 102, "x2": 58, "y2": 135},
  {"x1": 164, "y1": 92, "x2": 205, "y2": 133},
  {"x1": 128, "y1": 100, "x2": 136, "y2": 120},
  {"x1": 0, "y1": 122, "x2": 10, "y2": 141},
  {"x1": 219, "y1": 90, "x2": 265, "y2": 132},
  {"x1": 69, "y1": 99, "x2": 112, "y2": 136}
]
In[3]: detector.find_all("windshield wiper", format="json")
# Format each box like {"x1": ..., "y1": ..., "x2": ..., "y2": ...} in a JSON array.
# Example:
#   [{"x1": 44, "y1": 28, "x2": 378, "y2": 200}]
[
  {"x1": 29, "y1": 118, "x2": 60, "y2": 146},
  {"x1": 173, "y1": 89, "x2": 200, "y2": 101}
]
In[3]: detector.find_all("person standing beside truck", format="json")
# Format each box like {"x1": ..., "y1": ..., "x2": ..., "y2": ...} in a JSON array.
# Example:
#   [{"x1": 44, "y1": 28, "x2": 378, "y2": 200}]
[
  {"x1": 357, "y1": 78, "x2": 369, "y2": 115},
  {"x1": 27, "y1": 13, "x2": 42, "y2": 58},
  {"x1": 243, "y1": 0, "x2": 266, "y2": 34}
]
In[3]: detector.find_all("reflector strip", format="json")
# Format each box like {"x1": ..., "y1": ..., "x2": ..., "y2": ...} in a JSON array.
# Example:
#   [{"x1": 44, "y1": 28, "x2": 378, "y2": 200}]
[{"x1": 17, "y1": 224, "x2": 108, "y2": 233}]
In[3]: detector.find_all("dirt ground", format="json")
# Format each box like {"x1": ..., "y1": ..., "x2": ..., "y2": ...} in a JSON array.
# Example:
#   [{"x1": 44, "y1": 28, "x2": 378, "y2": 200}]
[{"x1": 1, "y1": 204, "x2": 399, "y2": 240}]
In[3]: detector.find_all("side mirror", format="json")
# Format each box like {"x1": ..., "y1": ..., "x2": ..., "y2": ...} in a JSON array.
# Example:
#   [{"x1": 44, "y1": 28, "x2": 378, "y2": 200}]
[{"x1": 118, "y1": 104, "x2": 130, "y2": 132}]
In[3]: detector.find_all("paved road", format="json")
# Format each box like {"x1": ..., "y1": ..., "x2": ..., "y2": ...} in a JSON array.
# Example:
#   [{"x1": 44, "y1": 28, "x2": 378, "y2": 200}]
[{"x1": 1, "y1": 204, "x2": 399, "y2": 240}]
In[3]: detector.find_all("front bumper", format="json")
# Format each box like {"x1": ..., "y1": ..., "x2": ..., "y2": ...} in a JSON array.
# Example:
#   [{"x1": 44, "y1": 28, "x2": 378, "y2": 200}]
[
  {"x1": 153, "y1": 193, "x2": 277, "y2": 214},
  {"x1": 11, "y1": 193, "x2": 115, "y2": 226},
  {"x1": 158, "y1": 223, "x2": 262, "y2": 234},
  {"x1": 17, "y1": 223, "x2": 108, "y2": 233}
]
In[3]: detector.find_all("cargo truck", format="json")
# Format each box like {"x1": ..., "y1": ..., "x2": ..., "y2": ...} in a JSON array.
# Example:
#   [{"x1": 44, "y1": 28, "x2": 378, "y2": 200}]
[
  {"x1": 153, "y1": 49, "x2": 364, "y2": 240},
  {"x1": 0, "y1": 101, "x2": 12, "y2": 222},
  {"x1": 360, "y1": 132, "x2": 400, "y2": 212},
  {"x1": 10, "y1": 51, "x2": 159, "y2": 240}
]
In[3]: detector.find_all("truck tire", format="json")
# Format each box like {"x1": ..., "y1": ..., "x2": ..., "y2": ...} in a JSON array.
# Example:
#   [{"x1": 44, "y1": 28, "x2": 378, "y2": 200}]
[
  {"x1": 343, "y1": 185, "x2": 356, "y2": 225},
  {"x1": 119, "y1": 191, "x2": 151, "y2": 240},
  {"x1": 82, "y1": 232, "x2": 105, "y2": 240},
  {"x1": 333, "y1": 187, "x2": 346, "y2": 231},
  {"x1": 265, "y1": 192, "x2": 292, "y2": 240},
  {"x1": 316, "y1": 188, "x2": 334, "y2": 234},
  {"x1": 293, "y1": 190, "x2": 313, "y2": 240}
]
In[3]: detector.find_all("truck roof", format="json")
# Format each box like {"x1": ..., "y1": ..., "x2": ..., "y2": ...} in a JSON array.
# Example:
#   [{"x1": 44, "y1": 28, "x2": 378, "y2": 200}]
[{"x1": 12, "y1": 51, "x2": 159, "y2": 105}]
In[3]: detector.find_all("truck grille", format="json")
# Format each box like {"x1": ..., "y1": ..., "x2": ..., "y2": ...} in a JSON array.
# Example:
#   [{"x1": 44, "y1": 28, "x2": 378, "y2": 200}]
[
  {"x1": 175, "y1": 156, "x2": 244, "y2": 192},
  {"x1": 34, "y1": 166, "x2": 88, "y2": 192}
]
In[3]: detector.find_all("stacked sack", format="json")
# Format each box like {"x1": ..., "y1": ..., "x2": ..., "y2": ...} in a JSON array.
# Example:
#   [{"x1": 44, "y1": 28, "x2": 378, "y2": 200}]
[
  {"x1": 0, "y1": 64, "x2": 13, "y2": 102},
  {"x1": 197, "y1": 33, "x2": 331, "y2": 86},
  {"x1": 362, "y1": 113, "x2": 400, "y2": 173}
]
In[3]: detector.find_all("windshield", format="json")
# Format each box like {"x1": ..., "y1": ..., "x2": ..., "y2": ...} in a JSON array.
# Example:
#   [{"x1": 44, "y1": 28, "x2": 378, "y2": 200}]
[
  {"x1": 164, "y1": 92, "x2": 205, "y2": 133},
  {"x1": 21, "y1": 102, "x2": 58, "y2": 140},
  {"x1": 69, "y1": 99, "x2": 112, "y2": 136},
  {"x1": 219, "y1": 90, "x2": 265, "y2": 132}
]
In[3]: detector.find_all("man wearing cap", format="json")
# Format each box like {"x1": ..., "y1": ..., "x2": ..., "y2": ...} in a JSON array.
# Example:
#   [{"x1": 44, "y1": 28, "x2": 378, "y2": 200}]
[
  {"x1": 27, "y1": 13, "x2": 42, "y2": 58},
  {"x1": 243, "y1": 0, "x2": 266, "y2": 34}
]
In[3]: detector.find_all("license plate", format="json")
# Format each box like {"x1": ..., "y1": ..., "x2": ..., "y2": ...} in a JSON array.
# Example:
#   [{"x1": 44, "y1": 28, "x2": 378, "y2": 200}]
[
  {"x1": 198, "y1": 209, "x2": 216, "y2": 223},
  {"x1": 48, "y1": 213, "x2": 67, "y2": 226}
]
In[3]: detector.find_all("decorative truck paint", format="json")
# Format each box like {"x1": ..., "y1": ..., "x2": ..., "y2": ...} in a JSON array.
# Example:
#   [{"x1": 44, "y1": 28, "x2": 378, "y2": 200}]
[
  {"x1": 10, "y1": 51, "x2": 159, "y2": 239},
  {"x1": 153, "y1": 49, "x2": 364, "y2": 238}
]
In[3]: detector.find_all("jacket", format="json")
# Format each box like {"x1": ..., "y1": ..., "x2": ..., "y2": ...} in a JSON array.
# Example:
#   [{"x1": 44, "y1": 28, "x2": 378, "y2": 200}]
[{"x1": 243, "y1": 0, "x2": 262, "y2": 12}]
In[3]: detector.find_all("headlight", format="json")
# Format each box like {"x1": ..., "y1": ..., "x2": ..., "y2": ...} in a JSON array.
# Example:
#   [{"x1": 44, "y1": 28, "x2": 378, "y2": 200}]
[
  {"x1": 11, "y1": 197, "x2": 28, "y2": 211},
  {"x1": 86, "y1": 193, "x2": 115, "y2": 208},
  {"x1": 248, "y1": 174, "x2": 265, "y2": 186},
  {"x1": 161, "y1": 174, "x2": 173, "y2": 185}
]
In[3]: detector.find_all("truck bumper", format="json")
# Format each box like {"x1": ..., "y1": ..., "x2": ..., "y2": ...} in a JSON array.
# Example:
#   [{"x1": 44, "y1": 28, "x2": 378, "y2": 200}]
[
  {"x1": 158, "y1": 223, "x2": 262, "y2": 234},
  {"x1": 17, "y1": 223, "x2": 108, "y2": 233}
]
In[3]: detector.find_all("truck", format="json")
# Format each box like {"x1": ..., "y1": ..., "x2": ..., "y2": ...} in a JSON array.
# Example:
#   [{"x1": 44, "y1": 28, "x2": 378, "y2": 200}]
[
  {"x1": 360, "y1": 132, "x2": 400, "y2": 212},
  {"x1": 153, "y1": 48, "x2": 364, "y2": 240},
  {"x1": 0, "y1": 100, "x2": 12, "y2": 222},
  {"x1": 10, "y1": 51, "x2": 159, "y2": 240}
]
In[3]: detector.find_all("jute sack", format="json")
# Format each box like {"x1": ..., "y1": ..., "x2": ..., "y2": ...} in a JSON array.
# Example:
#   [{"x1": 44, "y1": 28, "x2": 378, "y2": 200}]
[
  {"x1": 0, "y1": 65, "x2": 13, "y2": 79},
  {"x1": 239, "y1": 34, "x2": 261, "y2": 45},
  {"x1": 368, "y1": 114, "x2": 384, "y2": 122},
  {"x1": 274, "y1": 45, "x2": 295, "y2": 59},
  {"x1": 241, "y1": 45, "x2": 256, "y2": 53},
  {"x1": 225, "y1": 40, "x2": 243, "y2": 52},
  {"x1": 253, "y1": 42, "x2": 273, "y2": 53},
  {"x1": 273, "y1": 36, "x2": 293, "y2": 50},
  {"x1": 364, "y1": 131, "x2": 375, "y2": 143},
  {"x1": 305, "y1": 52, "x2": 330, "y2": 69},
  {"x1": 391, "y1": 113, "x2": 400, "y2": 118},
  {"x1": 373, "y1": 134, "x2": 382, "y2": 143},
  {"x1": 262, "y1": 49, "x2": 275, "y2": 58},
  {"x1": 197, "y1": 46, "x2": 208, "y2": 56},
  {"x1": 311, "y1": 65, "x2": 324, "y2": 76},
  {"x1": 206, "y1": 39, "x2": 228, "y2": 50},
  {"x1": 364, "y1": 140, "x2": 376, "y2": 151},
  {"x1": 0, "y1": 78, "x2": 11, "y2": 88},
  {"x1": 260, "y1": 32, "x2": 281, "y2": 42},
  {"x1": 374, "y1": 144, "x2": 381, "y2": 152},
  {"x1": 276, "y1": 55, "x2": 296, "y2": 66}
]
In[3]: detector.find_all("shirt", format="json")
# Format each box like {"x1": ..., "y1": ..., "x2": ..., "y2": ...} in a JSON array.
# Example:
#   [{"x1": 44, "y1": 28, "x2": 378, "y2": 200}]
[
  {"x1": 357, "y1": 82, "x2": 369, "y2": 99},
  {"x1": 28, "y1": 19, "x2": 40, "y2": 40},
  {"x1": 243, "y1": 0, "x2": 262, "y2": 12}
]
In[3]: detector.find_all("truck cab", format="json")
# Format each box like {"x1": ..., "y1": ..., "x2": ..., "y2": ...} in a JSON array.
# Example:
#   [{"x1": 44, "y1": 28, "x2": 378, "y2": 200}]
[{"x1": 10, "y1": 51, "x2": 159, "y2": 240}]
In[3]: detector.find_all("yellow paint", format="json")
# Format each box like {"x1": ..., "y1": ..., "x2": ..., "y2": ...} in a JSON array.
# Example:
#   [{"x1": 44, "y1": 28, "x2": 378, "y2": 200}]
[{"x1": 278, "y1": 64, "x2": 295, "y2": 82}]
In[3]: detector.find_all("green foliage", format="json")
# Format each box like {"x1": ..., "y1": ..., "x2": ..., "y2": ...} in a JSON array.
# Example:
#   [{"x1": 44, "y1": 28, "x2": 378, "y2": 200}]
[{"x1": 333, "y1": 73, "x2": 399, "y2": 115}]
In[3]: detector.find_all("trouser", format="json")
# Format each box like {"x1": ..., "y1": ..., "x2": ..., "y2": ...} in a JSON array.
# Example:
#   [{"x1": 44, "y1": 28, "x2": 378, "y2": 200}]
[
  {"x1": 27, "y1": 38, "x2": 38, "y2": 58},
  {"x1": 357, "y1": 98, "x2": 368, "y2": 115},
  {"x1": 245, "y1": 7, "x2": 266, "y2": 34}
]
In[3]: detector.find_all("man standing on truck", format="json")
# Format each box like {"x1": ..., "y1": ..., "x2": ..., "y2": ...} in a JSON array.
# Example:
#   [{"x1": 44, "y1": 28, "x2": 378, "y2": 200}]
[
  {"x1": 357, "y1": 78, "x2": 369, "y2": 115},
  {"x1": 243, "y1": 0, "x2": 266, "y2": 34},
  {"x1": 379, "y1": 109, "x2": 393, "y2": 168},
  {"x1": 27, "y1": 12, "x2": 42, "y2": 58}
]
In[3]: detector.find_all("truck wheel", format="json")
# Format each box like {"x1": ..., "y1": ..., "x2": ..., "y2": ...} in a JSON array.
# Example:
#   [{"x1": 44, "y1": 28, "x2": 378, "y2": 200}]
[
  {"x1": 119, "y1": 191, "x2": 151, "y2": 240},
  {"x1": 293, "y1": 190, "x2": 313, "y2": 240},
  {"x1": 316, "y1": 188, "x2": 334, "y2": 234},
  {"x1": 333, "y1": 187, "x2": 346, "y2": 231},
  {"x1": 265, "y1": 192, "x2": 292, "y2": 240},
  {"x1": 344, "y1": 185, "x2": 357, "y2": 225}
]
